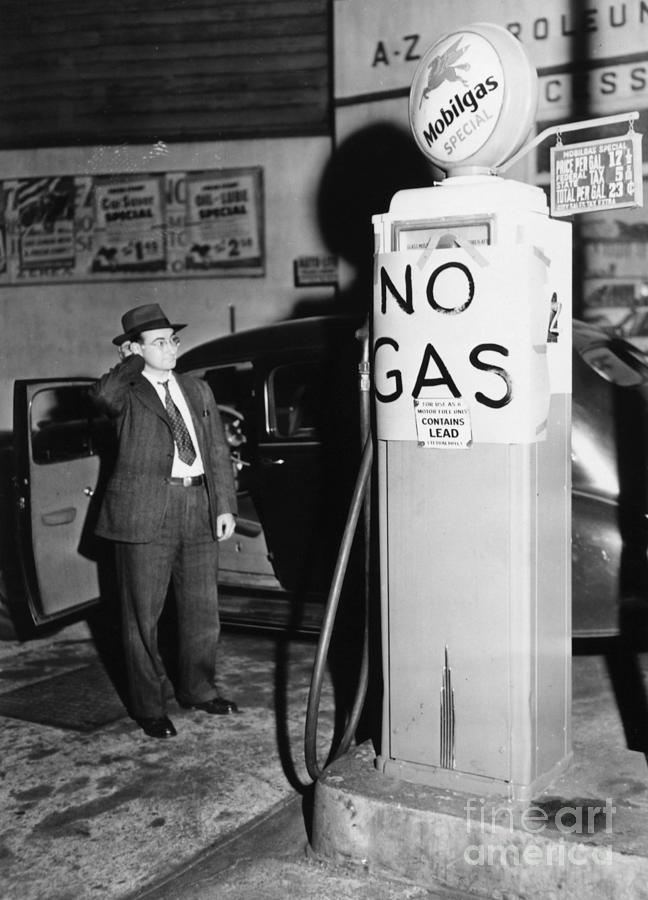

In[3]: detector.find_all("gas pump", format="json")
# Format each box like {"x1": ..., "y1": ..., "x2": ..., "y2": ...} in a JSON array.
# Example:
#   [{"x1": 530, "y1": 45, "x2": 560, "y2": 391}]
[{"x1": 373, "y1": 23, "x2": 573, "y2": 801}]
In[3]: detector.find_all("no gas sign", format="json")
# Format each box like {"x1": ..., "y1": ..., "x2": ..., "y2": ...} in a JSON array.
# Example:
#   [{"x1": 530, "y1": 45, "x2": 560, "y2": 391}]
[{"x1": 373, "y1": 245, "x2": 555, "y2": 445}]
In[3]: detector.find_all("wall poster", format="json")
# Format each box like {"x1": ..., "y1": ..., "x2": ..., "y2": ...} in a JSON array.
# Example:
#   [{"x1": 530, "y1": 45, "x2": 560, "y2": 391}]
[
  {"x1": 0, "y1": 167, "x2": 264, "y2": 284},
  {"x1": 184, "y1": 171, "x2": 263, "y2": 272},
  {"x1": 92, "y1": 175, "x2": 167, "y2": 274}
]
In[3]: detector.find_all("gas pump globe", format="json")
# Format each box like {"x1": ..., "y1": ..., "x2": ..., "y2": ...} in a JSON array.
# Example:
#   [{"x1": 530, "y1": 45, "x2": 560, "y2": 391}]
[
  {"x1": 373, "y1": 23, "x2": 573, "y2": 800},
  {"x1": 409, "y1": 21, "x2": 539, "y2": 176}
]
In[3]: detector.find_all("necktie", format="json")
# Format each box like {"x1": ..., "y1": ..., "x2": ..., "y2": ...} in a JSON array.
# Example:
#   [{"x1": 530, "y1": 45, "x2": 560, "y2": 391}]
[{"x1": 159, "y1": 381, "x2": 196, "y2": 465}]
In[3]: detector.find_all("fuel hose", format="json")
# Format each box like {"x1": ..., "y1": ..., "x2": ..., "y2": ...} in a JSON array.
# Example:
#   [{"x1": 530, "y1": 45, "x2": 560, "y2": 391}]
[{"x1": 304, "y1": 321, "x2": 373, "y2": 782}]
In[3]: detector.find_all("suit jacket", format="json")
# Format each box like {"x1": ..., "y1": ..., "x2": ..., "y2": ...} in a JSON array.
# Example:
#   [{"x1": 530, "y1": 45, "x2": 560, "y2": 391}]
[{"x1": 90, "y1": 354, "x2": 237, "y2": 543}]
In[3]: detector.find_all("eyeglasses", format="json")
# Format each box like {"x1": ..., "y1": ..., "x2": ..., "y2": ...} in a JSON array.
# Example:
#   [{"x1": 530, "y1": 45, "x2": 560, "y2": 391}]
[{"x1": 139, "y1": 336, "x2": 181, "y2": 351}]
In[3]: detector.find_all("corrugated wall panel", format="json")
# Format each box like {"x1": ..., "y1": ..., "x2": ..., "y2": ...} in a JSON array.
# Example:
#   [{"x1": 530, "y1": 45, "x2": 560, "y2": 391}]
[{"x1": 0, "y1": 0, "x2": 330, "y2": 148}]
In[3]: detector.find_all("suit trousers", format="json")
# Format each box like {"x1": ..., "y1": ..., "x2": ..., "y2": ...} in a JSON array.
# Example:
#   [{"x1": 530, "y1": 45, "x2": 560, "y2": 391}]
[{"x1": 115, "y1": 483, "x2": 220, "y2": 718}]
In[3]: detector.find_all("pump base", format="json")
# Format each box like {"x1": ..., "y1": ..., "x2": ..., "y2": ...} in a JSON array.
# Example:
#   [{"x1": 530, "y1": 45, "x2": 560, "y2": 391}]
[
  {"x1": 376, "y1": 751, "x2": 573, "y2": 802},
  {"x1": 312, "y1": 697, "x2": 648, "y2": 900}
]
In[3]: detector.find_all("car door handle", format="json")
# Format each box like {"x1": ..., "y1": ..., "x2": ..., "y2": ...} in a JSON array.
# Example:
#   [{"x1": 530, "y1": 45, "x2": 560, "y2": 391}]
[
  {"x1": 42, "y1": 508, "x2": 77, "y2": 526},
  {"x1": 260, "y1": 457, "x2": 285, "y2": 466}
]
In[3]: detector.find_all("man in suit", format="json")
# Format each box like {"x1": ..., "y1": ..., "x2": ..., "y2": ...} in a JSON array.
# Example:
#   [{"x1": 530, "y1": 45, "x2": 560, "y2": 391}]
[{"x1": 91, "y1": 303, "x2": 239, "y2": 738}]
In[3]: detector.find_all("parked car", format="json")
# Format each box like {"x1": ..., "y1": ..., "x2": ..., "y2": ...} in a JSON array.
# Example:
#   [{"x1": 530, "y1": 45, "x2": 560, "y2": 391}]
[{"x1": 3, "y1": 314, "x2": 648, "y2": 639}]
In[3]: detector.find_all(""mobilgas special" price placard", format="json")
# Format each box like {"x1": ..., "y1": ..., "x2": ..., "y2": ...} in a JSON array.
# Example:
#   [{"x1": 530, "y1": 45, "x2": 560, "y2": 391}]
[{"x1": 550, "y1": 132, "x2": 643, "y2": 217}]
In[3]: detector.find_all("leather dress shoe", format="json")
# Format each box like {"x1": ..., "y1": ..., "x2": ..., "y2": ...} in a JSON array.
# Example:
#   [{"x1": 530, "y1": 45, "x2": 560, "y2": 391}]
[
  {"x1": 180, "y1": 696, "x2": 239, "y2": 715},
  {"x1": 136, "y1": 715, "x2": 177, "y2": 738}
]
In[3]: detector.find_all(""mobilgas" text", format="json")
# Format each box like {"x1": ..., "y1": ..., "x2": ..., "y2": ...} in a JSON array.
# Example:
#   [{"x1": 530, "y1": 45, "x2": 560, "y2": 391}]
[{"x1": 423, "y1": 77, "x2": 499, "y2": 146}]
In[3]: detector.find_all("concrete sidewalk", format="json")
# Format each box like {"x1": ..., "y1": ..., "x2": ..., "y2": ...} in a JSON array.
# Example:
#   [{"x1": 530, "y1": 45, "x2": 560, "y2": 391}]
[
  {"x1": 0, "y1": 621, "x2": 460, "y2": 900},
  {"x1": 0, "y1": 622, "x2": 337, "y2": 900},
  {"x1": 132, "y1": 764, "x2": 462, "y2": 900},
  {"x1": 2, "y1": 623, "x2": 648, "y2": 900},
  {"x1": 312, "y1": 646, "x2": 648, "y2": 900}
]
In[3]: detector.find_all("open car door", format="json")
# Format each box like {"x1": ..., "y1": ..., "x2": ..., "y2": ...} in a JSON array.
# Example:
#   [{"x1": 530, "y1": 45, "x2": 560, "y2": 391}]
[
  {"x1": 253, "y1": 342, "x2": 361, "y2": 595},
  {"x1": 13, "y1": 379, "x2": 114, "y2": 625}
]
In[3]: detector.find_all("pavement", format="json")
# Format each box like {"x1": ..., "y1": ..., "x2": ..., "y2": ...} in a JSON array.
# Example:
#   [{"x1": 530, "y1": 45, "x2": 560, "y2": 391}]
[
  {"x1": 0, "y1": 620, "x2": 337, "y2": 900},
  {"x1": 0, "y1": 618, "x2": 459, "y2": 900},
  {"x1": 132, "y1": 770, "x2": 457, "y2": 900},
  {"x1": 1, "y1": 620, "x2": 648, "y2": 900},
  {"x1": 313, "y1": 640, "x2": 648, "y2": 900}
]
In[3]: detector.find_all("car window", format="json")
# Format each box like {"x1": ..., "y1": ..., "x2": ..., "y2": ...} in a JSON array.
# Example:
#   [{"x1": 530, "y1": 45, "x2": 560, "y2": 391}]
[
  {"x1": 577, "y1": 340, "x2": 648, "y2": 388},
  {"x1": 30, "y1": 385, "x2": 113, "y2": 464},
  {"x1": 267, "y1": 362, "x2": 322, "y2": 439},
  {"x1": 203, "y1": 363, "x2": 253, "y2": 409}
]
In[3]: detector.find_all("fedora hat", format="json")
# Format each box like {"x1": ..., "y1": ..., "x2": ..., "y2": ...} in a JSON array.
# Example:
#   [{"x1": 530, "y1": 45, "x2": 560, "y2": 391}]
[{"x1": 112, "y1": 303, "x2": 186, "y2": 346}]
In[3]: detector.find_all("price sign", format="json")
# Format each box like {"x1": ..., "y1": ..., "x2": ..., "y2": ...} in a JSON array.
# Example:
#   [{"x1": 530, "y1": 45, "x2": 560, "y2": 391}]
[
  {"x1": 185, "y1": 170, "x2": 263, "y2": 271},
  {"x1": 92, "y1": 175, "x2": 166, "y2": 273},
  {"x1": 550, "y1": 132, "x2": 643, "y2": 217}
]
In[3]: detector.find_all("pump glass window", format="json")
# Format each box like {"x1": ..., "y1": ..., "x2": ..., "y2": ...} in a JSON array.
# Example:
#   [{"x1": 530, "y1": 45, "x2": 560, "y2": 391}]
[
  {"x1": 392, "y1": 216, "x2": 493, "y2": 252},
  {"x1": 30, "y1": 386, "x2": 112, "y2": 464},
  {"x1": 267, "y1": 363, "x2": 322, "y2": 439}
]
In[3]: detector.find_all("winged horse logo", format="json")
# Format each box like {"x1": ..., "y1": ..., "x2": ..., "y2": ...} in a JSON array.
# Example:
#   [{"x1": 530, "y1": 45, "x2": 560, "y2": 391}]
[{"x1": 418, "y1": 37, "x2": 471, "y2": 109}]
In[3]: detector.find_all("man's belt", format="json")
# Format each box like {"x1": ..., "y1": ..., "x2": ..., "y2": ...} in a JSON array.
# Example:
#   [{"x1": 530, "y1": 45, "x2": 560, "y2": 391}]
[{"x1": 168, "y1": 474, "x2": 205, "y2": 486}]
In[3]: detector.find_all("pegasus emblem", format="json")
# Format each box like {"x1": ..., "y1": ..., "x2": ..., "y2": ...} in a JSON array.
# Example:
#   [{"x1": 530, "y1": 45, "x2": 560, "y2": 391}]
[{"x1": 419, "y1": 37, "x2": 470, "y2": 109}]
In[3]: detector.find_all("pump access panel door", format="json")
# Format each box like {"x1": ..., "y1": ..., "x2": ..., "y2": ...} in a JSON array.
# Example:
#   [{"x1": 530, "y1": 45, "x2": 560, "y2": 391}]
[{"x1": 380, "y1": 412, "x2": 571, "y2": 796}]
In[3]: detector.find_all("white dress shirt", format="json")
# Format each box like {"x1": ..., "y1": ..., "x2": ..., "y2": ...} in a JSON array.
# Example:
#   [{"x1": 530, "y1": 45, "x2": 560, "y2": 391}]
[{"x1": 143, "y1": 371, "x2": 205, "y2": 477}]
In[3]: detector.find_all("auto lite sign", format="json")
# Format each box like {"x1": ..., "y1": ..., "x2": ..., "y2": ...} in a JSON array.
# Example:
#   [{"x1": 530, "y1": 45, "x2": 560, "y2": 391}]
[
  {"x1": 408, "y1": 23, "x2": 538, "y2": 172},
  {"x1": 550, "y1": 132, "x2": 643, "y2": 216}
]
